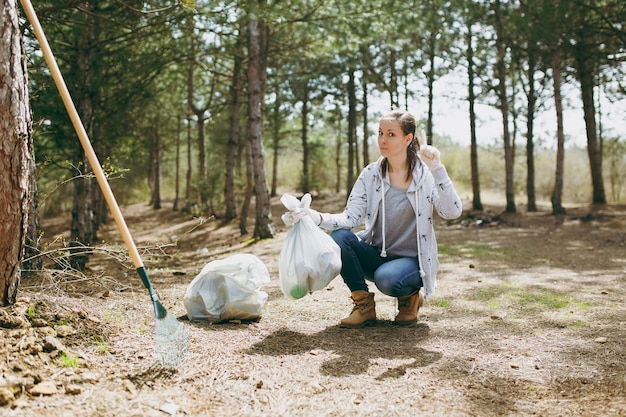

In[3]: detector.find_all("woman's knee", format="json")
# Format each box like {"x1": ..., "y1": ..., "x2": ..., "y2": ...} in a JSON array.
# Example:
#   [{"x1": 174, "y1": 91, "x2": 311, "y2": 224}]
[{"x1": 374, "y1": 261, "x2": 422, "y2": 297}]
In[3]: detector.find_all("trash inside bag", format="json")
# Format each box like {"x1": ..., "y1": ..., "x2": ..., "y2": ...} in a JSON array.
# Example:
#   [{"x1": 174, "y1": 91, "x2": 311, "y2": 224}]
[
  {"x1": 184, "y1": 254, "x2": 270, "y2": 323},
  {"x1": 279, "y1": 193, "x2": 342, "y2": 299}
]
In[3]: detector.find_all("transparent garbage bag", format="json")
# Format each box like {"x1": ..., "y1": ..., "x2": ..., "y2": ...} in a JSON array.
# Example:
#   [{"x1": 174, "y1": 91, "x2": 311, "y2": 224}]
[
  {"x1": 279, "y1": 193, "x2": 342, "y2": 299},
  {"x1": 183, "y1": 254, "x2": 270, "y2": 323}
]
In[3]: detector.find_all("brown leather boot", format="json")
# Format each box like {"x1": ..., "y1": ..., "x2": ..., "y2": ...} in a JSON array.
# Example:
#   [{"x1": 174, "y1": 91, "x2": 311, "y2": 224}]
[
  {"x1": 339, "y1": 291, "x2": 376, "y2": 328},
  {"x1": 394, "y1": 290, "x2": 424, "y2": 326}
]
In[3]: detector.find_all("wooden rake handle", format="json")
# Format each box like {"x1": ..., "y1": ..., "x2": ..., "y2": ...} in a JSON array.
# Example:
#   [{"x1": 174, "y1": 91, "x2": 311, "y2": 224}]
[{"x1": 20, "y1": 0, "x2": 145, "y2": 271}]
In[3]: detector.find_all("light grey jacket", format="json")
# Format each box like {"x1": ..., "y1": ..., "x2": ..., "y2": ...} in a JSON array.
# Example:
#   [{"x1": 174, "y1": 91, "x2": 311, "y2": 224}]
[{"x1": 319, "y1": 156, "x2": 462, "y2": 299}]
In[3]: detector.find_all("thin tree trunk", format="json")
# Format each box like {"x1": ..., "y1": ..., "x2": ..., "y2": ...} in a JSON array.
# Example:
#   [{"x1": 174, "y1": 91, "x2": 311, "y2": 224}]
[
  {"x1": 362, "y1": 78, "x2": 370, "y2": 167},
  {"x1": 0, "y1": 0, "x2": 32, "y2": 305},
  {"x1": 70, "y1": 4, "x2": 97, "y2": 269},
  {"x1": 270, "y1": 90, "x2": 281, "y2": 198},
  {"x1": 151, "y1": 123, "x2": 161, "y2": 210},
  {"x1": 526, "y1": 52, "x2": 537, "y2": 212},
  {"x1": 173, "y1": 115, "x2": 181, "y2": 211},
  {"x1": 426, "y1": 30, "x2": 436, "y2": 143},
  {"x1": 334, "y1": 105, "x2": 342, "y2": 194},
  {"x1": 494, "y1": 0, "x2": 516, "y2": 213},
  {"x1": 225, "y1": 24, "x2": 244, "y2": 219},
  {"x1": 551, "y1": 48, "x2": 566, "y2": 215},
  {"x1": 247, "y1": 7, "x2": 274, "y2": 239},
  {"x1": 300, "y1": 83, "x2": 310, "y2": 193},
  {"x1": 466, "y1": 18, "x2": 482, "y2": 211},
  {"x1": 185, "y1": 112, "x2": 192, "y2": 210},
  {"x1": 347, "y1": 69, "x2": 357, "y2": 195},
  {"x1": 575, "y1": 52, "x2": 605, "y2": 204},
  {"x1": 389, "y1": 49, "x2": 399, "y2": 109},
  {"x1": 187, "y1": 37, "x2": 213, "y2": 211},
  {"x1": 239, "y1": 139, "x2": 253, "y2": 235}
]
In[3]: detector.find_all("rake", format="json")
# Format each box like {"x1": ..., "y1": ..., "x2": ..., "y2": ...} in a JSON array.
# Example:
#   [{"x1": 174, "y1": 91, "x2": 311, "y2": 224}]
[{"x1": 20, "y1": 0, "x2": 188, "y2": 368}]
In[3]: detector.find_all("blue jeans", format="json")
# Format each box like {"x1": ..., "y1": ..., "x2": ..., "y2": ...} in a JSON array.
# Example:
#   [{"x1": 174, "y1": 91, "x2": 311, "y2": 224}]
[{"x1": 330, "y1": 229, "x2": 423, "y2": 297}]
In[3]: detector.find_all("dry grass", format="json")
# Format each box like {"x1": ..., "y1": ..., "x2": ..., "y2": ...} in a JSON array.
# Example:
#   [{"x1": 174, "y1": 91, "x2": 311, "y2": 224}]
[{"x1": 2, "y1": 196, "x2": 625, "y2": 416}]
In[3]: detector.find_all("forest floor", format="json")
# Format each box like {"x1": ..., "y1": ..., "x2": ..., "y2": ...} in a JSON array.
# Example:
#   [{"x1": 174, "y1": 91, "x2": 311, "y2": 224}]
[{"x1": 1, "y1": 192, "x2": 625, "y2": 417}]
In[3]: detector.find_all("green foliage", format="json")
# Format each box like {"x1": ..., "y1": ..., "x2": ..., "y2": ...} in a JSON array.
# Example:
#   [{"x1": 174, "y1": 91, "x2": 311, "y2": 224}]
[
  {"x1": 93, "y1": 337, "x2": 110, "y2": 355},
  {"x1": 59, "y1": 351, "x2": 79, "y2": 368},
  {"x1": 26, "y1": 304, "x2": 37, "y2": 318},
  {"x1": 24, "y1": 0, "x2": 625, "y2": 225}
]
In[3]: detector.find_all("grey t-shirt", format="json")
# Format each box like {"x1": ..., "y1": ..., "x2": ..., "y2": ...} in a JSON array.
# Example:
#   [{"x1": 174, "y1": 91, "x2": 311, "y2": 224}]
[{"x1": 371, "y1": 184, "x2": 418, "y2": 257}]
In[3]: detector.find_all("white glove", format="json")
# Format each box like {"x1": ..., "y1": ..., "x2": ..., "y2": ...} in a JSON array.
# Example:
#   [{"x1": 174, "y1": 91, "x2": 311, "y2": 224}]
[
  {"x1": 281, "y1": 207, "x2": 322, "y2": 227},
  {"x1": 294, "y1": 207, "x2": 322, "y2": 225},
  {"x1": 419, "y1": 144, "x2": 442, "y2": 171}
]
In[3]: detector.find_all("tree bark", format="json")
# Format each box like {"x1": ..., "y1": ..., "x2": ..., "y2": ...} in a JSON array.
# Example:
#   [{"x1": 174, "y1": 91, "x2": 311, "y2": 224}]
[
  {"x1": 300, "y1": 82, "x2": 310, "y2": 193},
  {"x1": 0, "y1": 1, "x2": 32, "y2": 306},
  {"x1": 173, "y1": 115, "x2": 181, "y2": 211},
  {"x1": 150, "y1": 122, "x2": 161, "y2": 210},
  {"x1": 574, "y1": 50, "x2": 605, "y2": 204},
  {"x1": 225, "y1": 23, "x2": 245, "y2": 219},
  {"x1": 466, "y1": 18, "x2": 483, "y2": 211},
  {"x1": 525, "y1": 51, "x2": 537, "y2": 212},
  {"x1": 346, "y1": 69, "x2": 357, "y2": 195},
  {"x1": 246, "y1": 6, "x2": 274, "y2": 239},
  {"x1": 426, "y1": 30, "x2": 436, "y2": 143},
  {"x1": 361, "y1": 78, "x2": 370, "y2": 168},
  {"x1": 551, "y1": 47, "x2": 566, "y2": 215}
]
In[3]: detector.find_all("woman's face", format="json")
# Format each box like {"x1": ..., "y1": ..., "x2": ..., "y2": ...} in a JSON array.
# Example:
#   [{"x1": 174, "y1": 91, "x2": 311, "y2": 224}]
[{"x1": 378, "y1": 119, "x2": 412, "y2": 160}]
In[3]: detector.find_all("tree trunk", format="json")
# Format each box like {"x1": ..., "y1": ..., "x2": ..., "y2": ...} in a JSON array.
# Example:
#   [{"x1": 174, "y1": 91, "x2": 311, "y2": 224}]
[
  {"x1": 426, "y1": 30, "x2": 436, "y2": 143},
  {"x1": 70, "y1": 6, "x2": 97, "y2": 269},
  {"x1": 225, "y1": 25, "x2": 244, "y2": 219},
  {"x1": 526, "y1": 52, "x2": 537, "y2": 212},
  {"x1": 466, "y1": 18, "x2": 483, "y2": 211},
  {"x1": 551, "y1": 47, "x2": 566, "y2": 215},
  {"x1": 1, "y1": 1, "x2": 32, "y2": 305},
  {"x1": 494, "y1": 0, "x2": 516, "y2": 213},
  {"x1": 187, "y1": 37, "x2": 213, "y2": 212},
  {"x1": 300, "y1": 82, "x2": 310, "y2": 193},
  {"x1": 389, "y1": 49, "x2": 399, "y2": 109},
  {"x1": 574, "y1": 51, "x2": 605, "y2": 204},
  {"x1": 22, "y1": 148, "x2": 42, "y2": 277},
  {"x1": 151, "y1": 123, "x2": 161, "y2": 210},
  {"x1": 334, "y1": 105, "x2": 342, "y2": 194},
  {"x1": 362, "y1": 78, "x2": 370, "y2": 167},
  {"x1": 173, "y1": 115, "x2": 181, "y2": 211},
  {"x1": 246, "y1": 7, "x2": 274, "y2": 239},
  {"x1": 239, "y1": 138, "x2": 253, "y2": 235},
  {"x1": 347, "y1": 69, "x2": 357, "y2": 195},
  {"x1": 270, "y1": 90, "x2": 281, "y2": 198},
  {"x1": 185, "y1": 112, "x2": 192, "y2": 210}
]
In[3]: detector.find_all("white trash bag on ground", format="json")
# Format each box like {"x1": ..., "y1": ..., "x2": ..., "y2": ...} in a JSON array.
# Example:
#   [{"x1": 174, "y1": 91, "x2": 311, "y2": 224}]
[
  {"x1": 184, "y1": 254, "x2": 270, "y2": 323},
  {"x1": 279, "y1": 193, "x2": 342, "y2": 299}
]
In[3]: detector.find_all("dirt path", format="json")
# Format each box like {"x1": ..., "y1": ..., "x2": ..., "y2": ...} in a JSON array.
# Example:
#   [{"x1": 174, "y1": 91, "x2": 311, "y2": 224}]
[{"x1": 2, "y1": 196, "x2": 625, "y2": 416}]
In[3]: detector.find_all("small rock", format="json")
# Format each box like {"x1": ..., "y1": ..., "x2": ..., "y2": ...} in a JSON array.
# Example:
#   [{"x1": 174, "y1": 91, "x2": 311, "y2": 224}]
[
  {"x1": 29, "y1": 381, "x2": 58, "y2": 396},
  {"x1": 160, "y1": 402, "x2": 180, "y2": 415},
  {"x1": 121, "y1": 379, "x2": 137, "y2": 395},
  {"x1": 65, "y1": 385, "x2": 82, "y2": 395},
  {"x1": 56, "y1": 325, "x2": 76, "y2": 337},
  {"x1": 13, "y1": 397, "x2": 29, "y2": 408},
  {"x1": 594, "y1": 337, "x2": 608, "y2": 343},
  {"x1": 0, "y1": 388, "x2": 15, "y2": 406},
  {"x1": 43, "y1": 336, "x2": 67, "y2": 353}
]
